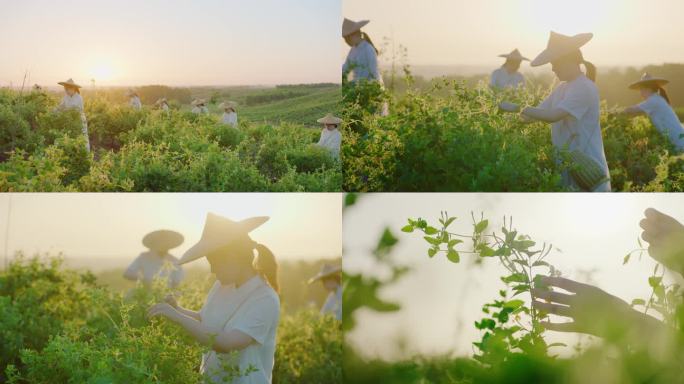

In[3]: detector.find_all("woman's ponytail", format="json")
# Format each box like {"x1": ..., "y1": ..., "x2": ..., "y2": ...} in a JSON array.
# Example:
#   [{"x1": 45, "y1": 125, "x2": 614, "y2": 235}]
[
  {"x1": 254, "y1": 244, "x2": 279, "y2": 294},
  {"x1": 657, "y1": 86, "x2": 672, "y2": 105},
  {"x1": 582, "y1": 60, "x2": 597, "y2": 83},
  {"x1": 361, "y1": 32, "x2": 379, "y2": 55}
]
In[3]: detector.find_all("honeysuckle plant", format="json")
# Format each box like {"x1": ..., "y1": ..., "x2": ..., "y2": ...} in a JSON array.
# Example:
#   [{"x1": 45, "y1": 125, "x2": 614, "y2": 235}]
[{"x1": 402, "y1": 212, "x2": 564, "y2": 363}]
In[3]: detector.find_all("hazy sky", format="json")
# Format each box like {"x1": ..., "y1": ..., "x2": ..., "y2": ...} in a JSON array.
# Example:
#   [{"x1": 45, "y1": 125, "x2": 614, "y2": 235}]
[
  {"x1": 343, "y1": 0, "x2": 684, "y2": 68},
  {"x1": 344, "y1": 193, "x2": 684, "y2": 360},
  {"x1": 0, "y1": 193, "x2": 342, "y2": 270},
  {"x1": 1, "y1": 0, "x2": 340, "y2": 87}
]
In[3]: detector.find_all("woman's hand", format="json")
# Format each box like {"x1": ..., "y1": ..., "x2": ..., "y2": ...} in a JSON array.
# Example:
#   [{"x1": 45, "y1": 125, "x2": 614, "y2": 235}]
[
  {"x1": 147, "y1": 302, "x2": 180, "y2": 322},
  {"x1": 499, "y1": 101, "x2": 520, "y2": 113},
  {"x1": 531, "y1": 276, "x2": 638, "y2": 340},
  {"x1": 640, "y1": 208, "x2": 684, "y2": 277}
]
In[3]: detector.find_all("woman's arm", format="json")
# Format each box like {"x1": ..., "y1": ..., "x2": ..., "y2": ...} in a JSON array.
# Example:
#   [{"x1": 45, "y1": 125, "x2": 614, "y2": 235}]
[
  {"x1": 148, "y1": 303, "x2": 254, "y2": 353},
  {"x1": 622, "y1": 106, "x2": 645, "y2": 117},
  {"x1": 521, "y1": 106, "x2": 570, "y2": 123},
  {"x1": 165, "y1": 294, "x2": 201, "y2": 321}
]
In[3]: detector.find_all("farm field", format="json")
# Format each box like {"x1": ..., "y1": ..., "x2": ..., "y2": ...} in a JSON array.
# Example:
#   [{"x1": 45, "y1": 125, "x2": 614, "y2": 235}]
[
  {"x1": 342, "y1": 74, "x2": 684, "y2": 192},
  {"x1": 0, "y1": 255, "x2": 342, "y2": 383},
  {"x1": 0, "y1": 83, "x2": 341, "y2": 192}
]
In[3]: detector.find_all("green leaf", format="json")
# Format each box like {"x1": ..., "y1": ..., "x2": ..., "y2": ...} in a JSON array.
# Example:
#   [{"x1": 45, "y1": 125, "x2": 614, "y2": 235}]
[
  {"x1": 428, "y1": 247, "x2": 437, "y2": 258},
  {"x1": 512, "y1": 240, "x2": 536, "y2": 250},
  {"x1": 502, "y1": 273, "x2": 527, "y2": 284},
  {"x1": 504, "y1": 300, "x2": 524, "y2": 310},
  {"x1": 424, "y1": 226, "x2": 439, "y2": 235},
  {"x1": 474, "y1": 220, "x2": 489, "y2": 234},
  {"x1": 401, "y1": 225, "x2": 414, "y2": 233},
  {"x1": 443, "y1": 217, "x2": 456, "y2": 228},
  {"x1": 477, "y1": 244, "x2": 496, "y2": 257},
  {"x1": 648, "y1": 276, "x2": 663, "y2": 288},
  {"x1": 531, "y1": 260, "x2": 549, "y2": 268},
  {"x1": 448, "y1": 239, "x2": 463, "y2": 247},
  {"x1": 446, "y1": 249, "x2": 460, "y2": 263},
  {"x1": 631, "y1": 298, "x2": 646, "y2": 306},
  {"x1": 423, "y1": 236, "x2": 441, "y2": 246},
  {"x1": 622, "y1": 253, "x2": 630, "y2": 265}
]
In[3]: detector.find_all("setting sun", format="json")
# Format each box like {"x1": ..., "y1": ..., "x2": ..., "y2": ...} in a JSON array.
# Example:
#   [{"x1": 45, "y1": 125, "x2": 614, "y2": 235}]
[{"x1": 89, "y1": 63, "x2": 115, "y2": 83}]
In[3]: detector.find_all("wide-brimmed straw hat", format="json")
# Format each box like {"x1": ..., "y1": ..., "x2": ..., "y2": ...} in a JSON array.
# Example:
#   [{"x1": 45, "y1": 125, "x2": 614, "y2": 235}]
[
  {"x1": 308, "y1": 263, "x2": 342, "y2": 284},
  {"x1": 342, "y1": 18, "x2": 369, "y2": 37},
  {"x1": 531, "y1": 31, "x2": 593, "y2": 67},
  {"x1": 142, "y1": 230, "x2": 184, "y2": 251},
  {"x1": 178, "y1": 213, "x2": 269, "y2": 265},
  {"x1": 58, "y1": 78, "x2": 82, "y2": 89},
  {"x1": 317, "y1": 113, "x2": 343, "y2": 125},
  {"x1": 191, "y1": 98, "x2": 207, "y2": 106},
  {"x1": 218, "y1": 101, "x2": 237, "y2": 110},
  {"x1": 499, "y1": 49, "x2": 529, "y2": 62},
  {"x1": 628, "y1": 73, "x2": 669, "y2": 90}
]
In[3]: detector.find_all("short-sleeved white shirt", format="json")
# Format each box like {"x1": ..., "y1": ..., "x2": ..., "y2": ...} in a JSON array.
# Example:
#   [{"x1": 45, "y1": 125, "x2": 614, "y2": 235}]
[
  {"x1": 58, "y1": 93, "x2": 84, "y2": 112},
  {"x1": 539, "y1": 74, "x2": 611, "y2": 191},
  {"x1": 490, "y1": 68, "x2": 525, "y2": 89},
  {"x1": 222, "y1": 112, "x2": 238, "y2": 127},
  {"x1": 124, "y1": 251, "x2": 184, "y2": 287},
  {"x1": 192, "y1": 106, "x2": 209, "y2": 115},
  {"x1": 343, "y1": 40, "x2": 383, "y2": 84},
  {"x1": 321, "y1": 285, "x2": 342, "y2": 320},
  {"x1": 130, "y1": 96, "x2": 142, "y2": 110},
  {"x1": 199, "y1": 276, "x2": 280, "y2": 384},
  {"x1": 317, "y1": 128, "x2": 341, "y2": 159},
  {"x1": 638, "y1": 93, "x2": 684, "y2": 152}
]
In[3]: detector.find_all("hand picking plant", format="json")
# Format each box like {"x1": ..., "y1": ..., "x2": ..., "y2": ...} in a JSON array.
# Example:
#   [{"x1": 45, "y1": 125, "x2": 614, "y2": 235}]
[{"x1": 402, "y1": 212, "x2": 563, "y2": 364}]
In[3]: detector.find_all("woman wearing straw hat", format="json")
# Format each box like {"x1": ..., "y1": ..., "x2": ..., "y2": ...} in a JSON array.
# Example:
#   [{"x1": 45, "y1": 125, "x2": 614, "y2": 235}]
[
  {"x1": 499, "y1": 32, "x2": 611, "y2": 192},
  {"x1": 55, "y1": 78, "x2": 91, "y2": 152},
  {"x1": 124, "y1": 230, "x2": 185, "y2": 288},
  {"x1": 308, "y1": 263, "x2": 342, "y2": 321},
  {"x1": 316, "y1": 113, "x2": 342, "y2": 160},
  {"x1": 342, "y1": 18, "x2": 389, "y2": 116},
  {"x1": 219, "y1": 101, "x2": 238, "y2": 127},
  {"x1": 155, "y1": 97, "x2": 170, "y2": 113},
  {"x1": 192, "y1": 99, "x2": 209, "y2": 115},
  {"x1": 622, "y1": 73, "x2": 684, "y2": 152},
  {"x1": 126, "y1": 89, "x2": 142, "y2": 110},
  {"x1": 148, "y1": 213, "x2": 280, "y2": 384},
  {"x1": 490, "y1": 49, "x2": 529, "y2": 89}
]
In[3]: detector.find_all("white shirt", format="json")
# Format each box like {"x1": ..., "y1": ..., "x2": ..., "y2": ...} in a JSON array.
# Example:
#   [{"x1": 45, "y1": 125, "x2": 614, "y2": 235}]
[
  {"x1": 317, "y1": 128, "x2": 342, "y2": 159},
  {"x1": 343, "y1": 40, "x2": 383, "y2": 84},
  {"x1": 57, "y1": 93, "x2": 84, "y2": 112},
  {"x1": 321, "y1": 285, "x2": 342, "y2": 320},
  {"x1": 161, "y1": 103, "x2": 170, "y2": 112},
  {"x1": 490, "y1": 68, "x2": 525, "y2": 89},
  {"x1": 124, "y1": 251, "x2": 184, "y2": 288},
  {"x1": 540, "y1": 74, "x2": 611, "y2": 191},
  {"x1": 199, "y1": 276, "x2": 280, "y2": 384},
  {"x1": 222, "y1": 112, "x2": 238, "y2": 127},
  {"x1": 638, "y1": 93, "x2": 684, "y2": 152},
  {"x1": 192, "y1": 106, "x2": 209, "y2": 115},
  {"x1": 129, "y1": 96, "x2": 142, "y2": 110}
]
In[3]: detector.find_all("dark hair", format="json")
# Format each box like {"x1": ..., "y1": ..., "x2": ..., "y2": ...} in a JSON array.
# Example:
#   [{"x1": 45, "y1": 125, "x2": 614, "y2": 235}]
[
  {"x1": 560, "y1": 50, "x2": 596, "y2": 82},
  {"x1": 644, "y1": 84, "x2": 672, "y2": 105},
  {"x1": 361, "y1": 32, "x2": 379, "y2": 55},
  {"x1": 65, "y1": 85, "x2": 80, "y2": 94},
  {"x1": 254, "y1": 244, "x2": 279, "y2": 293}
]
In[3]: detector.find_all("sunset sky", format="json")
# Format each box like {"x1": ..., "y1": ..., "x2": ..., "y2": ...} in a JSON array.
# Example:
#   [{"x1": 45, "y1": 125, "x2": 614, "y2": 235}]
[
  {"x1": 343, "y1": 0, "x2": 684, "y2": 68},
  {"x1": 344, "y1": 193, "x2": 684, "y2": 360},
  {"x1": 1, "y1": 0, "x2": 340, "y2": 87},
  {"x1": 0, "y1": 193, "x2": 342, "y2": 270}
]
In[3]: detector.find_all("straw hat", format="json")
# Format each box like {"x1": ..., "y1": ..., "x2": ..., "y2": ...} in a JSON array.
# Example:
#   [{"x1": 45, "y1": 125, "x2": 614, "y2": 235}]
[
  {"x1": 155, "y1": 97, "x2": 168, "y2": 105},
  {"x1": 499, "y1": 49, "x2": 529, "y2": 62},
  {"x1": 531, "y1": 31, "x2": 593, "y2": 67},
  {"x1": 342, "y1": 18, "x2": 369, "y2": 37},
  {"x1": 629, "y1": 73, "x2": 669, "y2": 90},
  {"x1": 125, "y1": 89, "x2": 138, "y2": 97},
  {"x1": 58, "y1": 78, "x2": 82, "y2": 89},
  {"x1": 142, "y1": 230, "x2": 184, "y2": 251},
  {"x1": 308, "y1": 263, "x2": 342, "y2": 284},
  {"x1": 191, "y1": 98, "x2": 206, "y2": 106},
  {"x1": 218, "y1": 101, "x2": 237, "y2": 110},
  {"x1": 317, "y1": 113, "x2": 343, "y2": 125},
  {"x1": 178, "y1": 213, "x2": 269, "y2": 265}
]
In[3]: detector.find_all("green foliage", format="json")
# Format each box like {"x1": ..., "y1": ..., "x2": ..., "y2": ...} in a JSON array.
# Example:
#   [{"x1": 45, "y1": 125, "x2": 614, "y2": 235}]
[
  {"x1": 0, "y1": 89, "x2": 341, "y2": 191},
  {"x1": 0, "y1": 255, "x2": 341, "y2": 383},
  {"x1": 342, "y1": 72, "x2": 684, "y2": 192}
]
